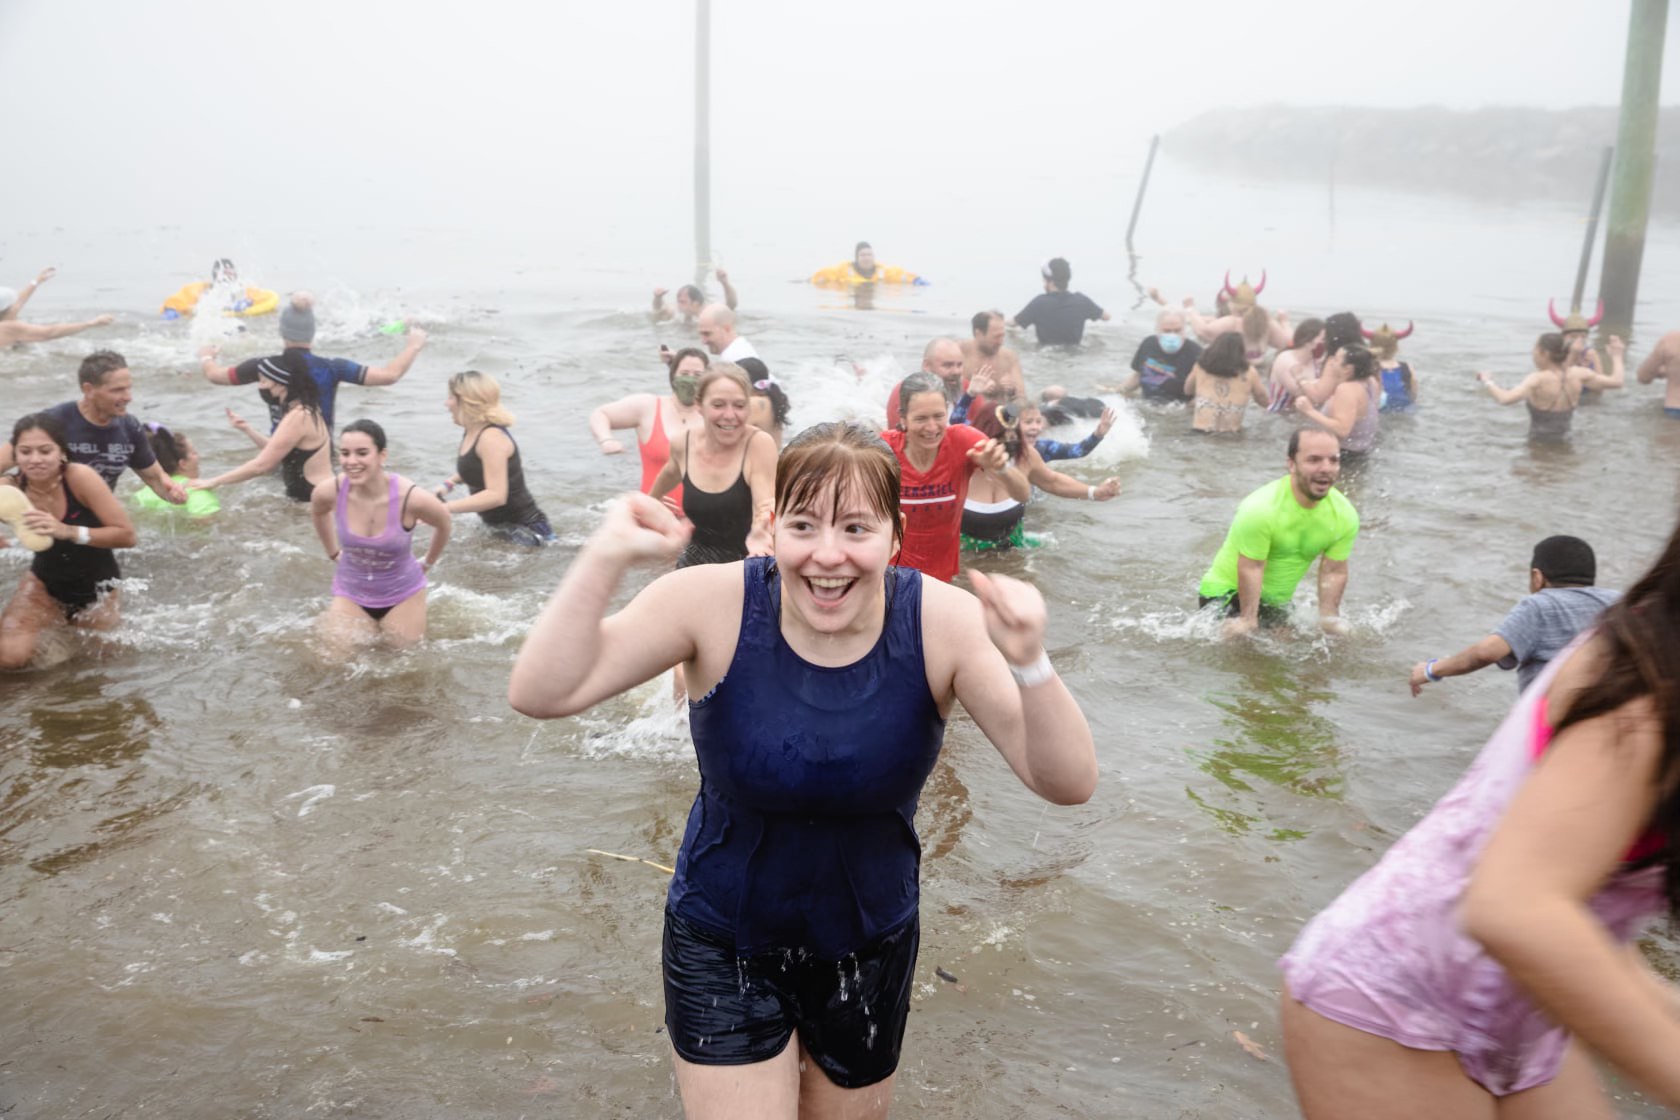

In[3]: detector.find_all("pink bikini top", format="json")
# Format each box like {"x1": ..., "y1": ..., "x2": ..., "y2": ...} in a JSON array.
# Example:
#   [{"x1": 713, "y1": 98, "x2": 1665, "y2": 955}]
[{"x1": 1533, "y1": 697, "x2": 1665, "y2": 863}]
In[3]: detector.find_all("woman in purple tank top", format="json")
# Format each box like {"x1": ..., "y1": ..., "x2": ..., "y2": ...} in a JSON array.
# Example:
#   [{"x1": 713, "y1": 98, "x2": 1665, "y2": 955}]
[
  {"x1": 310, "y1": 420, "x2": 451, "y2": 656},
  {"x1": 509, "y1": 422, "x2": 1097, "y2": 1118},
  {"x1": 1280, "y1": 512, "x2": 1680, "y2": 1117}
]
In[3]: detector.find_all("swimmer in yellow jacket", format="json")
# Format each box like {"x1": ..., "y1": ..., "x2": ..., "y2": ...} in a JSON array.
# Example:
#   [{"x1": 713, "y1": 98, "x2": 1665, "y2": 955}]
[
  {"x1": 161, "y1": 259, "x2": 279, "y2": 319},
  {"x1": 810, "y1": 241, "x2": 925, "y2": 287}
]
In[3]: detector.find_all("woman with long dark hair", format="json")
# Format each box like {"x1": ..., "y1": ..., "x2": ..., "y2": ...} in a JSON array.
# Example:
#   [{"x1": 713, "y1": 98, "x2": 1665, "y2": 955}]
[
  {"x1": 0, "y1": 412, "x2": 137, "y2": 668},
  {"x1": 1281, "y1": 512, "x2": 1680, "y2": 1116},
  {"x1": 189, "y1": 350, "x2": 331, "y2": 501}
]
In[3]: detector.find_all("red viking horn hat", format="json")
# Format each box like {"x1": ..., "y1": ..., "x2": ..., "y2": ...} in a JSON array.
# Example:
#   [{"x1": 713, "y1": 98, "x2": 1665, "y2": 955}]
[
  {"x1": 1548, "y1": 298, "x2": 1606, "y2": 331},
  {"x1": 1223, "y1": 270, "x2": 1236, "y2": 297}
]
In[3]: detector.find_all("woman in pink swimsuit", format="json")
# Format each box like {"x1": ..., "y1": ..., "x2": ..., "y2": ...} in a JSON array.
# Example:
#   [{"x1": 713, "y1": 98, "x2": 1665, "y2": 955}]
[
  {"x1": 1280, "y1": 514, "x2": 1680, "y2": 1117},
  {"x1": 310, "y1": 419, "x2": 452, "y2": 657},
  {"x1": 587, "y1": 347, "x2": 708, "y2": 501}
]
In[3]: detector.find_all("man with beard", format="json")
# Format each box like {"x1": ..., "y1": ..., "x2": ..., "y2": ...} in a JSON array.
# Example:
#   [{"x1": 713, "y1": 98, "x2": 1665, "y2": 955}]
[
  {"x1": 885, "y1": 337, "x2": 967, "y2": 429},
  {"x1": 960, "y1": 310, "x2": 1027, "y2": 402},
  {"x1": 1197, "y1": 429, "x2": 1357, "y2": 637}
]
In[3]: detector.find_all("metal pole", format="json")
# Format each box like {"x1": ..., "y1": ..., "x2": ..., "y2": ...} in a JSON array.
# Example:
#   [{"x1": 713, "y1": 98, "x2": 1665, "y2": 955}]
[
  {"x1": 1124, "y1": 134, "x2": 1159, "y2": 251},
  {"x1": 1571, "y1": 146, "x2": 1614, "y2": 312},
  {"x1": 1598, "y1": 0, "x2": 1668, "y2": 339},
  {"x1": 693, "y1": 0, "x2": 712, "y2": 289}
]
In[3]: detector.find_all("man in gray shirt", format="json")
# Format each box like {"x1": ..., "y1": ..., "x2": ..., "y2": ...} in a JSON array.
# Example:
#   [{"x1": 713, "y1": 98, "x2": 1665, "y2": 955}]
[{"x1": 1409, "y1": 535, "x2": 1619, "y2": 696}]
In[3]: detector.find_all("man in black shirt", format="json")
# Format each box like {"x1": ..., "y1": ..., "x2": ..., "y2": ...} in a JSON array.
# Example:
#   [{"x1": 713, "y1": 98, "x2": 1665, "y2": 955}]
[
  {"x1": 0, "y1": 350, "x2": 186, "y2": 506},
  {"x1": 1010, "y1": 258, "x2": 1109, "y2": 346},
  {"x1": 1113, "y1": 310, "x2": 1202, "y2": 402}
]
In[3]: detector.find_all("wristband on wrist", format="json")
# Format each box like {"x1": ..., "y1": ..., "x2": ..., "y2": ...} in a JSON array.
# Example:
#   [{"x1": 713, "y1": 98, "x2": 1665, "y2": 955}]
[
  {"x1": 1008, "y1": 650, "x2": 1055, "y2": 688},
  {"x1": 75, "y1": 525, "x2": 91, "y2": 546},
  {"x1": 1086, "y1": 485, "x2": 1095, "y2": 500},
  {"x1": 1424, "y1": 658, "x2": 1442, "y2": 682}
]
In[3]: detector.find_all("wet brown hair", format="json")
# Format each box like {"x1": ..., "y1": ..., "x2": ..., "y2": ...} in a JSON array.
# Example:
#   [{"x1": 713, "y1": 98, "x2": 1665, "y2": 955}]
[
  {"x1": 1536, "y1": 332, "x2": 1571, "y2": 367},
  {"x1": 1553, "y1": 515, "x2": 1680, "y2": 916},
  {"x1": 774, "y1": 422, "x2": 902, "y2": 549}
]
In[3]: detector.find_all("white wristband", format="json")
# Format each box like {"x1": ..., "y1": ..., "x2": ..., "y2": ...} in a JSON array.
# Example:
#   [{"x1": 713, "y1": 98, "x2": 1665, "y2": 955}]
[
  {"x1": 1086, "y1": 485, "x2": 1095, "y2": 500},
  {"x1": 75, "y1": 525, "x2": 91, "y2": 546},
  {"x1": 1008, "y1": 650, "x2": 1055, "y2": 688}
]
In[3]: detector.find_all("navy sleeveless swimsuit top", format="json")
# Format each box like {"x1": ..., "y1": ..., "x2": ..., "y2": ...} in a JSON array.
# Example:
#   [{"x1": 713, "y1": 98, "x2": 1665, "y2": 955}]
[{"x1": 668, "y1": 556, "x2": 947, "y2": 957}]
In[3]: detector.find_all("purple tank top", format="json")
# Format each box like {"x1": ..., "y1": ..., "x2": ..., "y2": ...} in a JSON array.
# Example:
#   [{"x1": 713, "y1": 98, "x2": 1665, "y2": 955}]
[{"x1": 331, "y1": 474, "x2": 428, "y2": 608}]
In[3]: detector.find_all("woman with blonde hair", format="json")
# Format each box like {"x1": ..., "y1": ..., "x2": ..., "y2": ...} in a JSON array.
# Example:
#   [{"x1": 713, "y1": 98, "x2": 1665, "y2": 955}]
[
  {"x1": 435, "y1": 370, "x2": 555, "y2": 546},
  {"x1": 649, "y1": 362, "x2": 777, "y2": 568}
]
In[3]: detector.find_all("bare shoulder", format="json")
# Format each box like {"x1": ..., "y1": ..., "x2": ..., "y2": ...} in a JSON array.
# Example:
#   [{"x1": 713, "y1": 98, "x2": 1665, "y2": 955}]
[{"x1": 64, "y1": 462, "x2": 105, "y2": 495}]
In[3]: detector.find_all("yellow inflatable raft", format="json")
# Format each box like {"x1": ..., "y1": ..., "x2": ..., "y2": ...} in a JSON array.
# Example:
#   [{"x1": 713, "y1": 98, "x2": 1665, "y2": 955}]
[
  {"x1": 160, "y1": 282, "x2": 279, "y2": 319},
  {"x1": 810, "y1": 261, "x2": 921, "y2": 288}
]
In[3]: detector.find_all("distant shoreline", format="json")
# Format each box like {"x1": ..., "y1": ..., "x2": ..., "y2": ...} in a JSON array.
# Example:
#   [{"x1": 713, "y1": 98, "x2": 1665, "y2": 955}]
[{"x1": 1165, "y1": 106, "x2": 1678, "y2": 216}]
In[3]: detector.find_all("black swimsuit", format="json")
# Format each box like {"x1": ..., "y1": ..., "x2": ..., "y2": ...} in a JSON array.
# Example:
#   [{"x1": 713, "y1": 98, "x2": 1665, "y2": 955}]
[
  {"x1": 456, "y1": 426, "x2": 553, "y2": 542},
  {"x1": 281, "y1": 443, "x2": 324, "y2": 502},
  {"x1": 26, "y1": 479, "x2": 119, "y2": 615},
  {"x1": 676, "y1": 437, "x2": 754, "y2": 568}
]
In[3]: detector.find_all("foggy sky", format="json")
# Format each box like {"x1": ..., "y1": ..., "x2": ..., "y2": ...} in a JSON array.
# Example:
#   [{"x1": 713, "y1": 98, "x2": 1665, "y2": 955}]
[{"x1": 0, "y1": 0, "x2": 1674, "y2": 242}]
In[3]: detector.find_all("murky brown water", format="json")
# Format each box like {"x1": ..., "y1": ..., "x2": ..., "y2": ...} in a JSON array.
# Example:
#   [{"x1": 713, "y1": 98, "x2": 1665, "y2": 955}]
[{"x1": 4, "y1": 186, "x2": 1680, "y2": 1117}]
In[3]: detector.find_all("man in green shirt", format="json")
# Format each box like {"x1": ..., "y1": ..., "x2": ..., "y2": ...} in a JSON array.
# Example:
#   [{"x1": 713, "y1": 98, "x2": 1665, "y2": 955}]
[{"x1": 1198, "y1": 428, "x2": 1358, "y2": 636}]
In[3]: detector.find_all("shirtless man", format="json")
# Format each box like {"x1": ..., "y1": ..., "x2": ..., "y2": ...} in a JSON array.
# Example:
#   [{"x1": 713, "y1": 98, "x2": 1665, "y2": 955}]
[
  {"x1": 1636, "y1": 329, "x2": 1680, "y2": 417},
  {"x1": 0, "y1": 266, "x2": 115, "y2": 346},
  {"x1": 653, "y1": 269, "x2": 738, "y2": 323},
  {"x1": 960, "y1": 310, "x2": 1027, "y2": 402}
]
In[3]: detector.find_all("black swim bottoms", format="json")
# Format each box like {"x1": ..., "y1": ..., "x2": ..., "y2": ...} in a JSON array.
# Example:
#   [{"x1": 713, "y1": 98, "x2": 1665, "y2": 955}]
[
  {"x1": 662, "y1": 908, "x2": 919, "y2": 1089},
  {"x1": 359, "y1": 603, "x2": 395, "y2": 621},
  {"x1": 1199, "y1": 593, "x2": 1291, "y2": 629}
]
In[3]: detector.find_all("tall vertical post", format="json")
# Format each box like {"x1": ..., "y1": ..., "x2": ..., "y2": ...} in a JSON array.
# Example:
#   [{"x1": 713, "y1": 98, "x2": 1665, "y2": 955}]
[
  {"x1": 693, "y1": 0, "x2": 712, "y2": 288},
  {"x1": 1571, "y1": 146, "x2": 1614, "y2": 313},
  {"x1": 1124, "y1": 135, "x2": 1159, "y2": 252},
  {"x1": 1598, "y1": 0, "x2": 1668, "y2": 339}
]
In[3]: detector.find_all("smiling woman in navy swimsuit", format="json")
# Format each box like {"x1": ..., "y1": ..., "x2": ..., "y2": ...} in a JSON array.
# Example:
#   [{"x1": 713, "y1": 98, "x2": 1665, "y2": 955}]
[{"x1": 510, "y1": 420, "x2": 1098, "y2": 1120}]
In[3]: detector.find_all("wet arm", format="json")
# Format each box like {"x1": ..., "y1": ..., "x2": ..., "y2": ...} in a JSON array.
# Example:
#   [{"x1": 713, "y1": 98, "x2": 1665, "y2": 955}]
[
  {"x1": 1295, "y1": 388, "x2": 1354, "y2": 438},
  {"x1": 201, "y1": 413, "x2": 306, "y2": 488},
  {"x1": 408, "y1": 488, "x2": 452, "y2": 569},
  {"x1": 1479, "y1": 372, "x2": 1532, "y2": 405},
  {"x1": 1236, "y1": 555, "x2": 1265, "y2": 626},
  {"x1": 361, "y1": 328, "x2": 428, "y2": 386},
  {"x1": 311, "y1": 480, "x2": 340, "y2": 559},
  {"x1": 939, "y1": 579, "x2": 1097, "y2": 805},
  {"x1": 743, "y1": 431, "x2": 777, "y2": 555},
  {"x1": 589, "y1": 395, "x2": 653, "y2": 450},
  {"x1": 444, "y1": 430, "x2": 509, "y2": 515},
  {"x1": 135, "y1": 462, "x2": 186, "y2": 504},
  {"x1": 1636, "y1": 335, "x2": 1676, "y2": 384},
  {"x1": 1581, "y1": 345, "x2": 1625, "y2": 391},
  {"x1": 1316, "y1": 557, "x2": 1349, "y2": 621},
  {"x1": 508, "y1": 509, "x2": 705, "y2": 718},
  {"x1": 3, "y1": 318, "x2": 110, "y2": 342},
  {"x1": 1464, "y1": 698, "x2": 1680, "y2": 1109},
  {"x1": 66, "y1": 466, "x2": 137, "y2": 548}
]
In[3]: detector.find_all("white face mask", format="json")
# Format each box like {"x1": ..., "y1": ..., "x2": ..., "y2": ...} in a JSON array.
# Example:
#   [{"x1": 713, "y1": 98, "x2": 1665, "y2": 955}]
[{"x1": 1158, "y1": 332, "x2": 1184, "y2": 354}]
